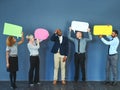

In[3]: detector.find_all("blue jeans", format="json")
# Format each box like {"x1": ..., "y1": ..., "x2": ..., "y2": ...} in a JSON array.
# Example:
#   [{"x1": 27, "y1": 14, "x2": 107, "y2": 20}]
[{"x1": 106, "y1": 54, "x2": 118, "y2": 82}]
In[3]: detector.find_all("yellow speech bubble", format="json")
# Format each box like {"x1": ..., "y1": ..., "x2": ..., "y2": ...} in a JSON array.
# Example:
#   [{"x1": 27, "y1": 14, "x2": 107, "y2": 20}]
[{"x1": 93, "y1": 25, "x2": 112, "y2": 35}]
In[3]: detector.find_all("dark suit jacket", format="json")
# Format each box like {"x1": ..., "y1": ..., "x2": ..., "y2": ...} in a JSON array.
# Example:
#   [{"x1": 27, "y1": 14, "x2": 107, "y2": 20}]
[{"x1": 51, "y1": 34, "x2": 68, "y2": 56}]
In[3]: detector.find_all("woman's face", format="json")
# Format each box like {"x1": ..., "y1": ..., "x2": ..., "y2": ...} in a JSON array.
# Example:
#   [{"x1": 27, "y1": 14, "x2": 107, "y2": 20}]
[
  {"x1": 13, "y1": 37, "x2": 16, "y2": 43},
  {"x1": 30, "y1": 37, "x2": 34, "y2": 42}
]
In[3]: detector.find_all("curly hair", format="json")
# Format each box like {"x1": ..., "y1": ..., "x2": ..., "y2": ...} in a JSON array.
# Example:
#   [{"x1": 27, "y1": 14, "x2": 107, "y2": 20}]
[{"x1": 6, "y1": 36, "x2": 16, "y2": 46}]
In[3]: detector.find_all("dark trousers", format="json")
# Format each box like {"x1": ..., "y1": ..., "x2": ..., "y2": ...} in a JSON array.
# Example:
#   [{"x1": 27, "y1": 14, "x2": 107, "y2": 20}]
[
  {"x1": 8, "y1": 57, "x2": 18, "y2": 86},
  {"x1": 29, "y1": 56, "x2": 40, "y2": 84},
  {"x1": 74, "y1": 53, "x2": 86, "y2": 81}
]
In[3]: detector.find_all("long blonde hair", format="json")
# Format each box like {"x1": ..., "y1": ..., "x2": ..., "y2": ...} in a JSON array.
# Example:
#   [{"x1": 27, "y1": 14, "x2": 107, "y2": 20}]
[{"x1": 6, "y1": 36, "x2": 16, "y2": 46}]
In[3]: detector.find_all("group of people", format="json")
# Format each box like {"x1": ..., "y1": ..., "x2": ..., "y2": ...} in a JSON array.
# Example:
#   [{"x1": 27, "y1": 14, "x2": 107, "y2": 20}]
[{"x1": 6, "y1": 26, "x2": 119, "y2": 89}]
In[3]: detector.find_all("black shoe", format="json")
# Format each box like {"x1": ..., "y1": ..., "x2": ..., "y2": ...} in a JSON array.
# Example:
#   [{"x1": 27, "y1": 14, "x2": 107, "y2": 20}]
[
  {"x1": 104, "y1": 81, "x2": 111, "y2": 85},
  {"x1": 82, "y1": 79, "x2": 86, "y2": 82},
  {"x1": 34, "y1": 82, "x2": 41, "y2": 85},
  {"x1": 74, "y1": 80, "x2": 78, "y2": 83},
  {"x1": 12, "y1": 83, "x2": 17, "y2": 89},
  {"x1": 111, "y1": 82, "x2": 117, "y2": 86}
]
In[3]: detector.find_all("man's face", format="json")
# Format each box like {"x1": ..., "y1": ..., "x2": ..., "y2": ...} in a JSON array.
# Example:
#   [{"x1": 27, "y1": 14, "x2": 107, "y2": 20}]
[
  {"x1": 57, "y1": 30, "x2": 62, "y2": 36},
  {"x1": 111, "y1": 32, "x2": 117, "y2": 38},
  {"x1": 76, "y1": 32, "x2": 82, "y2": 39}
]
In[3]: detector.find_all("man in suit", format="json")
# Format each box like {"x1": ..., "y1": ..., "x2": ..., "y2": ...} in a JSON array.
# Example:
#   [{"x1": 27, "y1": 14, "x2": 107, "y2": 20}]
[{"x1": 51, "y1": 29, "x2": 68, "y2": 85}]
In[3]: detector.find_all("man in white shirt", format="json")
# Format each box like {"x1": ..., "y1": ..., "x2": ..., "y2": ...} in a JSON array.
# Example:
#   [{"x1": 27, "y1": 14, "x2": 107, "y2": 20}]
[{"x1": 99, "y1": 30, "x2": 119, "y2": 86}]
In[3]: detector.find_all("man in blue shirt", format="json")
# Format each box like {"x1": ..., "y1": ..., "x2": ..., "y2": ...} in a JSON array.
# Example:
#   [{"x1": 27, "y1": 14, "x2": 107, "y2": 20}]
[
  {"x1": 68, "y1": 27, "x2": 92, "y2": 82},
  {"x1": 99, "y1": 30, "x2": 119, "y2": 86}
]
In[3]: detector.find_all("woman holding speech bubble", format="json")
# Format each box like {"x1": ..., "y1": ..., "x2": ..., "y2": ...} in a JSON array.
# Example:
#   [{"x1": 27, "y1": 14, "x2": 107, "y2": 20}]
[
  {"x1": 26, "y1": 35, "x2": 41, "y2": 87},
  {"x1": 6, "y1": 33, "x2": 24, "y2": 89}
]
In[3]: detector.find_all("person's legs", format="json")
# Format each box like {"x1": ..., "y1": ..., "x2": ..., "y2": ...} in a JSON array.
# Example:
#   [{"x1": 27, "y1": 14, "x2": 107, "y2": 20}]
[
  {"x1": 53, "y1": 53, "x2": 60, "y2": 84},
  {"x1": 111, "y1": 54, "x2": 118, "y2": 85},
  {"x1": 106, "y1": 56, "x2": 111, "y2": 81},
  {"x1": 29, "y1": 57, "x2": 35, "y2": 85},
  {"x1": 9, "y1": 72, "x2": 13, "y2": 87},
  {"x1": 74, "y1": 53, "x2": 80, "y2": 82},
  {"x1": 34, "y1": 56, "x2": 40, "y2": 84},
  {"x1": 60, "y1": 56, "x2": 66, "y2": 84},
  {"x1": 80, "y1": 53, "x2": 86, "y2": 81}
]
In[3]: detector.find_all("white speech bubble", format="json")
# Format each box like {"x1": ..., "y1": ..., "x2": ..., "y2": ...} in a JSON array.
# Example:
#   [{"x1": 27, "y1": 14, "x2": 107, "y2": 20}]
[{"x1": 71, "y1": 21, "x2": 89, "y2": 32}]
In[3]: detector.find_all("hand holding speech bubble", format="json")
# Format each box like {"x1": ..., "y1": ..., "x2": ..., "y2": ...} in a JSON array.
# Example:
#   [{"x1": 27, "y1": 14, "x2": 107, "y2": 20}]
[
  {"x1": 34, "y1": 28, "x2": 49, "y2": 40},
  {"x1": 93, "y1": 25, "x2": 112, "y2": 35},
  {"x1": 3, "y1": 23, "x2": 22, "y2": 38},
  {"x1": 71, "y1": 21, "x2": 89, "y2": 32}
]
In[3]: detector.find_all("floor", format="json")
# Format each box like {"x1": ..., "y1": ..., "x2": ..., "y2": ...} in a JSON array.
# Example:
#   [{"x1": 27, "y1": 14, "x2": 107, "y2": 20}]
[{"x1": 0, "y1": 81, "x2": 120, "y2": 90}]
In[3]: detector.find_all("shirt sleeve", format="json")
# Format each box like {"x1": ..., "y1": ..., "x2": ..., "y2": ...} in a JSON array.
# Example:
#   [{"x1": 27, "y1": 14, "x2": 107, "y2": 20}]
[
  {"x1": 85, "y1": 32, "x2": 92, "y2": 41},
  {"x1": 6, "y1": 46, "x2": 10, "y2": 51},
  {"x1": 106, "y1": 36, "x2": 113, "y2": 40},
  {"x1": 68, "y1": 31, "x2": 74, "y2": 42},
  {"x1": 101, "y1": 38, "x2": 113, "y2": 45}
]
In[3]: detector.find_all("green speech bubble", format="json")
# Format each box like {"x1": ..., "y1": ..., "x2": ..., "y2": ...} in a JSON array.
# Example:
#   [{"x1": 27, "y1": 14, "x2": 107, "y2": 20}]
[{"x1": 3, "y1": 23, "x2": 22, "y2": 37}]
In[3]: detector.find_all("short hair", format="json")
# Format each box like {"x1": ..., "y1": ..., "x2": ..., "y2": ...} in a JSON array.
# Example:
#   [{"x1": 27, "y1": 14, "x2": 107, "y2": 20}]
[
  {"x1": 26, "y1": 34, "x2": 34, "y2": 41},
  {"x1": 113, "y1": 30, "x2": 118, "y2": 35},
  {"x1": 6, "y1": 36, "x2": 16, "y2": 46}
]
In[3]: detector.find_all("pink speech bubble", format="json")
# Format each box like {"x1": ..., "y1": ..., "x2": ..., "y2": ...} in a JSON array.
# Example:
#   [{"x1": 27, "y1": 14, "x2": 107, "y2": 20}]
[{"x1": 34, "y1": 28, "x2": 49, "y2": 40}]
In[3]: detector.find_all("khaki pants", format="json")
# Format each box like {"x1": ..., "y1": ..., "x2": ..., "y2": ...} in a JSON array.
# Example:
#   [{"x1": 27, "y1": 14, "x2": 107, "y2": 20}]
[{"x1": 53, "y1": 53, "x2": 66, "y2": 80}]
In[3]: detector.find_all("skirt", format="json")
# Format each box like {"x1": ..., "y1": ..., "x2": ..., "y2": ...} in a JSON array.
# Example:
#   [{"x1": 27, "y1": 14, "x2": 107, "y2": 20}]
[{"x1": 7, "y1": 56, "x2": 18, "y2": 72}]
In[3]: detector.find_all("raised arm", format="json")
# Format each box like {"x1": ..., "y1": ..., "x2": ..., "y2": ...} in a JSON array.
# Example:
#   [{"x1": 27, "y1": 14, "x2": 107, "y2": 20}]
[
  {"x1": 18, "y1": 32, "x2": 24, "y2": 45},
  {"x1": 68, "y1": 27, "x2": 74, "y2": 42},
  {"x1": 85, "y1": 28, "x2": 92, "y2": 41},
  {"x1": 50, "y1": 30, "x2": 59, "y2": 42}
]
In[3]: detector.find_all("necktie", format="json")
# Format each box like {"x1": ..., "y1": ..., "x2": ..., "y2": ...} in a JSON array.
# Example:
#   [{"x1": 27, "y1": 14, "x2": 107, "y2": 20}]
[{"x1": 78, "y1": 39, "x2": 80, "y2": 53}]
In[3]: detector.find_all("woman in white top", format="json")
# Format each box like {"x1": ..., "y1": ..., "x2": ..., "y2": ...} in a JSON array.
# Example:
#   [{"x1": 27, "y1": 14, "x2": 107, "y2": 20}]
[
  {"x1": 6, "y1": 33, "x2": 24, "y2": 89},
  {"x1": 26, "y1": 35, "x2": 40, "y2": 86}
]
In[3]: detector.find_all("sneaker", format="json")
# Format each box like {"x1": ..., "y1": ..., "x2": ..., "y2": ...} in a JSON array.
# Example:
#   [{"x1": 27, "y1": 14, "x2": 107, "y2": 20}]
[
  {"x1": 29, "y1": 84, "x2": 34, "y2": 87},
  {"x1": 36, "y1": 82, "x2": 41, "y2": 85},
  {"x1": 111, "y1": 82, "x2": 117, "y2": 86},
  {"x1": 104, "y1": 81, "x2": 111, "y2": 85}
]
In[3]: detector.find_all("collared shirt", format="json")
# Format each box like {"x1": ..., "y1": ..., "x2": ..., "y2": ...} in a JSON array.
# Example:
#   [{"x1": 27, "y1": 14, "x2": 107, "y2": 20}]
[
  {"x1": 101, "y1": 36, "x2": 119, "y2": 55},
  {"x1": 6, "y1": 43, "x2": 18, "y2": 56},
  {"x1": 58, "y1": 36, "x2": 63, "y2": 44},
  {"x1": 27, "y1": 41, "x2": 40, "y2": 56},
  {"x1": 58, "y1": 36, "x2": 63, "y2": 52},
  {"x1": 68, "y1": 31, "x2": 92, "y2": 53}
]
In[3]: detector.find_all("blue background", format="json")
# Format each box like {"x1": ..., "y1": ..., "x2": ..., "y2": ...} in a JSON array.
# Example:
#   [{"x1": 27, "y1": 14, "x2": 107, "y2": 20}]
[{"x1": 0, "y1": 0, "x2": 120, "y2": 81}]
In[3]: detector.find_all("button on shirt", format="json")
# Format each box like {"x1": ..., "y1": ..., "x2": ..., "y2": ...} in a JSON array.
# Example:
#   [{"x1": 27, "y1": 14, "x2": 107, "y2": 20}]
[
  {"x1": 101, "y1": 36, "x2": 119, "y2": 55},
  {"x1": 6, "y1": 43, "x2": 18, "y2": 56},
  {"x1": 68, "y1": 31, "x2": 92, "y2": 53},
  {"x1": 27, "y1": 41, "x2": 40, "y2": 56}
]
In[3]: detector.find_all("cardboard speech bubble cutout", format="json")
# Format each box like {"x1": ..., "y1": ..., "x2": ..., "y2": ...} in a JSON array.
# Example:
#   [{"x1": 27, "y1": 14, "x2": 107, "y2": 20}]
[
  {"x1": 71, "y1": 21, "x2": 89, "y2": 32},
  {"x1": 3, "y1": 23, "x2": 22, "y2": 38},
  {"x1": 34, "y1": 28, "x2": 49, "y2": 40},
  {"x1": 93, "y1": 25, "x2": 112, "y2": 35}
]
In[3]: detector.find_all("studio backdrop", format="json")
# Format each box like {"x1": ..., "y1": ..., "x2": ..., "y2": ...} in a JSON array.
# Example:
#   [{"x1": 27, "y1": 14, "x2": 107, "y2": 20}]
[{"x1": 0, "y1": 0, "x2": 120, "y2": 81}]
